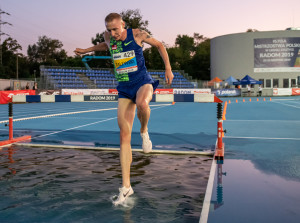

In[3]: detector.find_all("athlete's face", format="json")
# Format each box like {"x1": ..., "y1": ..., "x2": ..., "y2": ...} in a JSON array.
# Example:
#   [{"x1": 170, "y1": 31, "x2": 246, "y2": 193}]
[{"x1": 106, "y1": 19, "x2": 125, "y2": 41}]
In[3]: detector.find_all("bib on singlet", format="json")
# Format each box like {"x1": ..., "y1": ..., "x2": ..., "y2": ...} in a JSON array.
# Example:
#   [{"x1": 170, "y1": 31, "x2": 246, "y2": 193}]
[{"x1": 109, "y1": 29, "x2": 148, "y2": 83}]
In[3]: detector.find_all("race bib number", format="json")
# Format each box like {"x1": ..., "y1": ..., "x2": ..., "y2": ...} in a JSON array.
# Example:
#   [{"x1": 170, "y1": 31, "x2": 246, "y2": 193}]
[{"x1": 113, "y1": 50, "x2": 138, "y2": 74}]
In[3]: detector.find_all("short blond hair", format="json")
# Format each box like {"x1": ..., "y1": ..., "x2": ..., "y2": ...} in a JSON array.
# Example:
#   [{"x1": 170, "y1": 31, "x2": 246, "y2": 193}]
[{"x1": 105, "y1": 13, "x2": 122, "y2": 23}]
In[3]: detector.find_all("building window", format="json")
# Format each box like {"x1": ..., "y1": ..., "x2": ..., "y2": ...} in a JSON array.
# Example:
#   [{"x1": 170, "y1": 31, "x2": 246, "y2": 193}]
[
  {"x1": 273, "y1": 79, "x2": 279, "y2": 88},
  {"x1": 266, "y1": 79, "x2": 271, "y2": 88},
  {"x1": 283, "y1": 79, "x2": 289, "y2": 88},
  {"x1": 259, "y1": 79, "x2": 264, "y2": 87},
  {"x1": 291, "y1": 79, "x2": 296, "y2": 87}
]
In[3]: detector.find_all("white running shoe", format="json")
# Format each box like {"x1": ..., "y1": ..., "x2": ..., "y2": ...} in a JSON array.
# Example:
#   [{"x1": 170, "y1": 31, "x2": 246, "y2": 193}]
[
  {"x1": 141, "y1": 132, "x2": 152, "y2": 153},
  {"x1": 112, "y1": 186, "x2": 134, "y2": 206}
]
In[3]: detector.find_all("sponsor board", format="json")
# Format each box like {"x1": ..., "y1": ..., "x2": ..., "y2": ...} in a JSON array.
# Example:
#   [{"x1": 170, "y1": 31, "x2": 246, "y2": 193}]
[
  {"x1": 273, "y1": 88, "x2": 292, "y2": 96},
  {"x1": 212, "y1": 89, "x2": 241, "y2": 97},
  {"x1": 0, "y1": 90, "x2": 36, "y2": 104},
  {"x1": 37, "y1": 90, "x2": 61, "y2": 95},
  {"x1": 84, "y1": 95, "x2": 118, "y2": 101},
  {"x1": 108, "y1": 89, "x2": 119, "y2": 95},
  {"x1": 292, "y1": 88, "x2": 300, "y2": 95},
  {"x1": 173, "y1": 89, "x2": 211, "y2": 94},
  {"x1": 154, "y1": 89, "x2": 173, "y2": 94},
  {"x1": 62, "y1": 89, "x2": 109, "y2": 95}
]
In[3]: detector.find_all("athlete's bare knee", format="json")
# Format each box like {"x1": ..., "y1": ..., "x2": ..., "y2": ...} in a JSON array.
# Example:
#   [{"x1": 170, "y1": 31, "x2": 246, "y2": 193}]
[
  {"x1": 119, "y1": 127, "x2": 131, "y2": 143},
  {"x1": 136, "y1": 99, "x2": 149, "y2": 113}
]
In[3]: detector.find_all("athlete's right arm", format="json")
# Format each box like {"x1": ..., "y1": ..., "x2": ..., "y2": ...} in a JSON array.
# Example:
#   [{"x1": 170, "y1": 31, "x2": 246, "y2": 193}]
[{"x1": 74, "y1": 32, "x2": 110, "y2": 56}]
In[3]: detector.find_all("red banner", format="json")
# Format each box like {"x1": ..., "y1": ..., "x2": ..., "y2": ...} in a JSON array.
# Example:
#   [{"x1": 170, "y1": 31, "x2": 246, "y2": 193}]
[
  {"x1": 154, "y1": 89, "x2": 173, "y2": 94},
  {"x1": 108, "y1": 88, "x2": 174, "y2": 95},
  {"x1": 108, "y1": 89, "x2": 118, "y2": 95},
  {"x1": 0, "y1": 90, "x2": 36, "y2": 104},
  {"x1": 292, "y1": 88, "x2": 300, "y2": 95}
]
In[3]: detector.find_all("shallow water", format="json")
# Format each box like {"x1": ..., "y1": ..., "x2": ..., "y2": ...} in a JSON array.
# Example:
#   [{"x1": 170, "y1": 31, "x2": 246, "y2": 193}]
[{"x1": 0, "y1": 145, "x2": 212, "y2": 223}]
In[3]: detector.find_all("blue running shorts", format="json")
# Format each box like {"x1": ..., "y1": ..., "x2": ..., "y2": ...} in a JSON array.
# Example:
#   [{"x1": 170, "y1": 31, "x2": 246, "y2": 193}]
[{"x1": 117, "y1": 74, "x2": 159, "y2": 103}]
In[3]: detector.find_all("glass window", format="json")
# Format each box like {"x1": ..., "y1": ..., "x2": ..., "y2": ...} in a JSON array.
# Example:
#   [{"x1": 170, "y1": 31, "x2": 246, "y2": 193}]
[
  {"x1": 291, "y1": 79, "x2": 296, "y2": 87},
  {"x1": 266, "y1": 79, "x2": 271, "y2": 88},
  {"x1": 259, "y1": 79, "x2": 264, "y2": 87},
  {"x1": 283, "y1": 79, "x2": 289, "y2": 88},
  {"x1": 273, "y1": 79, "x2": 279, "y2": 88}
]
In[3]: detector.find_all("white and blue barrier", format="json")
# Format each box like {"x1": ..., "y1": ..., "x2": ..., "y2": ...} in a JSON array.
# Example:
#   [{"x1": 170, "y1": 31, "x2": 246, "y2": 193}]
[{"x1": 13, "y1": 93, "x2": 220, "y2": 103}]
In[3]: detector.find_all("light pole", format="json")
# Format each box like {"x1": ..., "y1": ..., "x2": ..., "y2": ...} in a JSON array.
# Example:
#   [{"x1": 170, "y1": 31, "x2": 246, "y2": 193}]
[{"x1": 16, "y1": 53, "x2": 21, "y2": 79}]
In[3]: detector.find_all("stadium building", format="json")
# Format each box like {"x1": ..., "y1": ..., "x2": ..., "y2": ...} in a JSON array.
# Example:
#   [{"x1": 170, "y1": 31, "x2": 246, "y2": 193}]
[{"x1": 210, "y1": 29, "x2": 300, "y2": 89}]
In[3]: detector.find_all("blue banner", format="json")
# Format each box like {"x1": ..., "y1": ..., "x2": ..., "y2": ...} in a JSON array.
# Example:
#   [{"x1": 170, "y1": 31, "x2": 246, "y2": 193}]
[
  {"x1": 212, "y1": 89, "x2": 241, "y2": 97},
  {"x1": 254, "y1": 37, "x2": 300, "y2": 72}
]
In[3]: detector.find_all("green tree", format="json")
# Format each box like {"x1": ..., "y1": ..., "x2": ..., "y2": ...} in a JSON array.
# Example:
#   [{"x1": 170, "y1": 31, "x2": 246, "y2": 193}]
[
  {"x1": 246, "y1": 29, "x2": 259, "y2": 32},
  {"x1": 190, "y1": 38, "x2": 210, "y2": 80},
  {"x1": 168, "y1": 33, "x2": 211, "y2": 80},
  {"x1": 0, "y1": 37, "x2": 31, "y2": 79},
  {"x1": 121, "y1": 9, "x2": 151, "y2": 34},
  {"x1": 27, "y1": 35, "x2": 67, "y2": 65},
  {"x1": 61, "y1": 56, "x2": 86, "y2": 67}
]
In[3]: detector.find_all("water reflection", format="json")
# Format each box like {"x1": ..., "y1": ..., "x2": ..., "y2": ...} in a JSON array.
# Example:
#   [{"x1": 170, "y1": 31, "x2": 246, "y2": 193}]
[
  {"x1": 0, "y1": 146, "x2": 212, "y2": 223},
  {"x1": 0, "y1": 145, "x2": 17, "y2": 176},
  {"x1": 211, "y1": 162, "x2": 226, "y2": 211}
]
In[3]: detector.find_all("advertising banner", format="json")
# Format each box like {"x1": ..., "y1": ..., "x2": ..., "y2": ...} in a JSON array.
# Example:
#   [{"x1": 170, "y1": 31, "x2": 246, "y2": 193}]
[
  {"x1": 212, "y1": 89, "x2": 241, "y2": 97},
  {"x1": 61, "y1": 89, "x2": 109, "y2": 95},
  {"x1": 0, "y1": 90, "x2": 36, "y2": 104},
  {"x1": 37, "y1": 90, "x2": 61, "y2": 95},
  {"x1": 84, "y1": 95, "x2": 118, "y2": 101},
  {"x1": 292, "y1": 88, "x2": 300, "y2": 95},
  {"x1": 254, "y1": 37, "x2": 300, "y2": 72},
  {"x1": 173, "y1": 89, "x2": 211, "y2": 94},
  {"x1": 108, "y1": 89, "x2": 118, "y2": 95},
  {"x1": 273, "y1": 88, "x2": 292, "y2": 96},
  {"x1": 154, "y1": 89, "x2": 173, "y2": 94}
]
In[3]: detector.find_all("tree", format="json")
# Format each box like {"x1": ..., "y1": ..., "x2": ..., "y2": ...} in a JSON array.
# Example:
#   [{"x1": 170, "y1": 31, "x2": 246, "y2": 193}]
[
  {"x1": 190, "y1": 38, "x2": 211, "y2": 80},
  {"x1": 121, "y1": 9, "x2": 151, "y2": 34},
  {"x1": 90, "y1": 32, "x2": 113, "y2": 68},
  {"x1": 0, "y1": 37, "x2": 31, "y2": 79},
  {"x1": 246, "y1": 29, "x2": 259, "y2": 32},
  {"x1": 27, "y1": 35, "x2": 67, "y2": 65}
]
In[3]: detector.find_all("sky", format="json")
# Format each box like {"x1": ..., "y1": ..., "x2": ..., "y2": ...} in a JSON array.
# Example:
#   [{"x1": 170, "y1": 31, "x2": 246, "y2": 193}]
[{"x1": 1, "y1": 0, "x2": 299, "y2": 56}]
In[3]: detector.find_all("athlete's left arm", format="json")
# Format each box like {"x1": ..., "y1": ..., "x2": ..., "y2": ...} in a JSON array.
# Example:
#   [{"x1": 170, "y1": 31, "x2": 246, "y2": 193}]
[{"x1": 136, "y1": 29, "x2": 174, "y2": 85}]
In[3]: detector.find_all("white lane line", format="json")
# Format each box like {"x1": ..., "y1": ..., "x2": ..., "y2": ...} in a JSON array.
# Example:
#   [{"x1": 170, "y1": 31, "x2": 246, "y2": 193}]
[
  {"x1": 225, "y1": 136, "x2": 300, "y2": 141},
  {"x1": 32, "y1": 104, "x2": 172, "y2": 140},
  {"x1": 226, "y1": 120, "x2": 300, "y2": 123},
  {"x1": 0, "y1": 107, "x2": 118, "y2": 124},
  {"x1": 272, "y1": 101, "x2": 300, "y2": 109},
  {"x1": 0, "y1": 103, "x2": 171, "y2": 123},
  {"x1": 199, "y1": 154, "x2": 217, "y2": 223},
  {"x1": 32, "y1": 117, "x2": 117, "y2": 139}
]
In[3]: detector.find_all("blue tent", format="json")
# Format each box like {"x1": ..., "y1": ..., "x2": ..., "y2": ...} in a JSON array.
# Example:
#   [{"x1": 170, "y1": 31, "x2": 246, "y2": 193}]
[
  {"x1": 233, "y1": 75, "x2": 262, "y2": 85},
  {"x1": 225, "y1": 76, "x2": 238, "y2": 85}
]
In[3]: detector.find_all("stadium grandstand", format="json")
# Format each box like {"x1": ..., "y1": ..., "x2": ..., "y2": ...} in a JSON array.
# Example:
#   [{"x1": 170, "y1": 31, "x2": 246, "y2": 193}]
[{"x1": 40, "y1": 66, "x2": 196, "y2": 90}]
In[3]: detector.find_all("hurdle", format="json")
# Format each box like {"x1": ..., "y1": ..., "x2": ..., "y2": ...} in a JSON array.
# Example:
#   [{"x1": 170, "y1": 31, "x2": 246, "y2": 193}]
[
  {"x1": 0, "y1": 103, "x2": 31, "y2": 147},
  {"x1": 214, "y1": 102, "x2": 226, "y2": 162},
  {"x1": 8, "y1": 93, "x2": 225, "y2": 159}
]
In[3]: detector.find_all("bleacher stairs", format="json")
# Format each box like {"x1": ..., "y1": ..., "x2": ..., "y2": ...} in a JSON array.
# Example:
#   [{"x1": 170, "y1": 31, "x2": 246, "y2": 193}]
[{"x1": 77, "y1": 73, "x2": 96, "y2": 89}]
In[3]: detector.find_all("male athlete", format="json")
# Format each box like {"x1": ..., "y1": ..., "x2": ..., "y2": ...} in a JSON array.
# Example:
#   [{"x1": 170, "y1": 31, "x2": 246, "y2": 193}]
[{"x1": 74, "y1": 13, "x2": 173, "y2": 205}]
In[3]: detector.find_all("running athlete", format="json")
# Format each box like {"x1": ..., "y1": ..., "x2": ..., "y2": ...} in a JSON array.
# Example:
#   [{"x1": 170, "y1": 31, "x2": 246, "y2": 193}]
[{"x1": 74, "y1": 13, "x2": 173, "y2": 205}]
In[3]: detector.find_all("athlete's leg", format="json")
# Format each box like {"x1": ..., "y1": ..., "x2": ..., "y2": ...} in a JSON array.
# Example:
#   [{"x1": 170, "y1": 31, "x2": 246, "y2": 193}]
[
  {"x1": 117, "y1": 98, "x2": 136, "y2": 188},
  {"x1": 136, "y1": 84, "x2": 153, "y2": 133}
]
